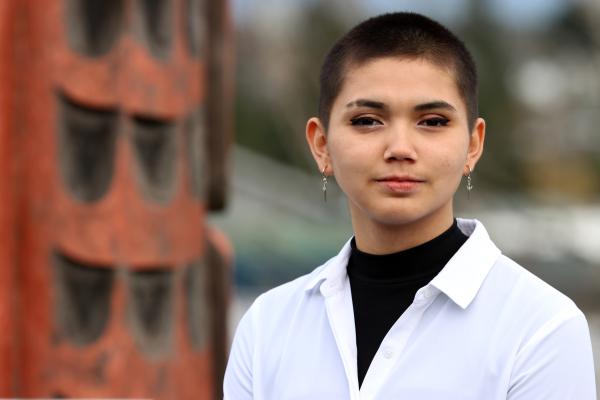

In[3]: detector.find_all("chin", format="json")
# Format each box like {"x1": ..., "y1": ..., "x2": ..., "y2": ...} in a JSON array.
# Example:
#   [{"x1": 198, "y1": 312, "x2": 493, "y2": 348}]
[
  {"x1": 370, "y1": 208, "x2": 430, "y2": 227},
  {"x1": 350, "y1": 195, "x2": 452, "y2": 228},
  {"x1": 378, "y1": 215, "x2": 426, "y2": 228},
  {"x1": 367, "y1": 200, "x2": 451, "y2": 228}
]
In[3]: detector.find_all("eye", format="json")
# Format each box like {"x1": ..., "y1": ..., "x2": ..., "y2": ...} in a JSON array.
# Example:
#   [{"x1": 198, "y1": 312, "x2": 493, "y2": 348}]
[
  {"x1": 350, "y1": 116, "x2": 381, "y2": 127},
  {"x1": 419, "y1": 117, "x2": 450, "y2": 127}
]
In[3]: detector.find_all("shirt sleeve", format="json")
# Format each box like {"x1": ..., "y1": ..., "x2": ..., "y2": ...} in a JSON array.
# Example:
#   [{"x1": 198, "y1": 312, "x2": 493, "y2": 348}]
[
  {"x1": 507, "y1": 309, "x2": 597, "y2": 400},
  {"x1": 223, "y1": 304, "x2": 256, "y2": 400}
]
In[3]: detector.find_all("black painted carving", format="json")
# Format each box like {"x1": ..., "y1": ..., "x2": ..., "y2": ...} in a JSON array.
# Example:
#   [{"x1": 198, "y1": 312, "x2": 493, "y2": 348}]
[
  {"x1": 136, "y1": 0, "x2": 174, "y2": 59},
  {"x1": 65, "y1": 0, "x2": 124, "y2": 56},
  {"x1": 184, "y1": 259, "x2": 209, "y2": 349},
  {"x1": 58, "y1": 93, "x2": 118, "y2": 202},
  {"x1": 127, "y1": 269, "x2": 174, "y2": 356},
  {"x1": 185, "y1": 0, "x2": 205, "y2": 57},
  {"x1": 53, "y1": 250, "x2": 114, "y2": 346},
  {"x1": 185, "y1": 109, "x2": 205, "y2": 198},
  {"x1": 131, "y1": 115, "x2": 176, "y2": 202}
]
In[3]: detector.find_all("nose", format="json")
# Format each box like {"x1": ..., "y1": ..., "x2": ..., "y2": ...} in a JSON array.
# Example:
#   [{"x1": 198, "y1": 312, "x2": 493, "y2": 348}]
[{"x1": 383, "y1": 124, "x2": 417, "y2": 162}]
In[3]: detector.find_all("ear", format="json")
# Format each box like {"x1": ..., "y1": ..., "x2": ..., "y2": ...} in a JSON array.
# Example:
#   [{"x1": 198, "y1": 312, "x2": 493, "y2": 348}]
[
  {"x1": 305, "y1": 117, "x2": 331, "y2": 174},
  {"x1": 466, "y1": 117, "x2": 485, "y2": 173}
]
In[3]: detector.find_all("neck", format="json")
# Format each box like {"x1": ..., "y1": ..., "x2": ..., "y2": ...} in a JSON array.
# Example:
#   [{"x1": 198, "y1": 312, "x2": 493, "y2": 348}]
[{"x1": 351, "y1": 209, "x2": 454, "y2": 255}]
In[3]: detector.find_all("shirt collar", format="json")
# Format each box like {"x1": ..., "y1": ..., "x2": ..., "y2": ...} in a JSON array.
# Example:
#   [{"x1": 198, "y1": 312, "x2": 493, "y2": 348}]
[
  {"x1": 429, "y1": 218, "x2": 501, "y2": 309},
  {"x1": 304, "y1": 218, "x2": 501, "y2": 308},
  {"x1": 304, "y1": 238, "x2": 352, "y2": 295}
]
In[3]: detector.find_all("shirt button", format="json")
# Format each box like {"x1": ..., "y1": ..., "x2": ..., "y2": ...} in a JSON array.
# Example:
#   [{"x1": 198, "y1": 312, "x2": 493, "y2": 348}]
[
  {"x1": 424, "y1": 288, "x2": 434, "y2": 298},
  {"x1": 382, "y1": 347, "x2": 394, "y2": 359}
]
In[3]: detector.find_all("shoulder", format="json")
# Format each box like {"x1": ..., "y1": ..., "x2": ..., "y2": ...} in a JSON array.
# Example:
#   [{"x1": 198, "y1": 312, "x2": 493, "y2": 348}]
[
  {"x1": 489, "y1": 254, "x2": 580, "y2": 317},
  {"x1": 240, "y1": 238, "x2": 353, "y2": 329},
  {"x1": 455, "y1": 218, "x2": 581, "y2": 321},
  {"x1": 224, "y1": 265, "x2": 329, "y2": 399},
  {"x1": 488, "y1": 257, "x2": 597, "y2": 397},
  {"x1": 455, "y1": 218, "x2": 587, "y2": 347},
  {"x1": 478, "y1": 252, "x2": 589, "y2": 358},
  {"x1": 235, "y1": 262, "x2": 329, "y2": 335}
]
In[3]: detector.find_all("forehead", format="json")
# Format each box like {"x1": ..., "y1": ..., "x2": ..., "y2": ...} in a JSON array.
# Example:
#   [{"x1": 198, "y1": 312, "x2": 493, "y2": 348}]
[{"x1": 334, "y1": 56, "x2": 464, "y2": 112}]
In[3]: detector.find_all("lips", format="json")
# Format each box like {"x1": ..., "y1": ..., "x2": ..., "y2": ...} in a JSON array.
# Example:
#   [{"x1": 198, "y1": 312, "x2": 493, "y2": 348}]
[{"x1": 376, "y1": 175, "x2": 424, "y2": 193}]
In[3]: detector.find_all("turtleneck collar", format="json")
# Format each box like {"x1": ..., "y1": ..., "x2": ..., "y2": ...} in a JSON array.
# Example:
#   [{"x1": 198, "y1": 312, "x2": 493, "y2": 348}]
[{"x1": 347, "y1": 219, "x2": 468, "y2": 283}]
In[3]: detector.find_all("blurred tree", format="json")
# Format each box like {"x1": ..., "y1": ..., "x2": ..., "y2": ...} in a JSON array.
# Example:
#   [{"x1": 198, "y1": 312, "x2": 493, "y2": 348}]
[
  {"x1": 514, "y1": 1, "x2": 600, "y2": 201},
  {"x1": 234, "y1": 2, "x2": 352, "y2": 171},
  {"x1": 459, "y1": 0, "x2": 526, "y2": 192}
]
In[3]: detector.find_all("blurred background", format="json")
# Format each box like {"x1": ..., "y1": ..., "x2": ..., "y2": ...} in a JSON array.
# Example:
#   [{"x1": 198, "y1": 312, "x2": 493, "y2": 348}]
[{"x1": 215, "y1": 0, "x2": 600, "y2": 393}]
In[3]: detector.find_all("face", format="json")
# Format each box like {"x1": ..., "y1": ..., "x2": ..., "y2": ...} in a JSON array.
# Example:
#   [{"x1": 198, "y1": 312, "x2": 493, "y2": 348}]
[{"x1": 307, "y1": 57, "x2": 485, "y2": 240}]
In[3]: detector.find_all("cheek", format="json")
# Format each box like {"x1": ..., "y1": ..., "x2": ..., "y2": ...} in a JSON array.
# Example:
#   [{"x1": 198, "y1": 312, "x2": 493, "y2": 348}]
[
  {"x1": 440, "y1": 157, "x2": 462, "y2": 172},
  {"x1": 328, "y1": 139, "x2": 368, "y2": 174},
  {"x1": 328, "y1": 143, "x2": 373, "y2": 197},
  {"x1": 435, "y1": 137, "x2": 469, "y2": 169},
  {"x1": 432, "y1": 148, "x2": 468, "y2": 183}
]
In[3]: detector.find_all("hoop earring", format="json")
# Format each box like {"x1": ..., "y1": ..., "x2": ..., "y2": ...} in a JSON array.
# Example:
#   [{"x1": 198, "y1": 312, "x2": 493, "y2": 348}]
[
  {"x1": 321, "y1": 166, "x2": 328, "y2": 203},
  {"x1": 466, "y1": 166, "x2": 473, "y2": 199}
]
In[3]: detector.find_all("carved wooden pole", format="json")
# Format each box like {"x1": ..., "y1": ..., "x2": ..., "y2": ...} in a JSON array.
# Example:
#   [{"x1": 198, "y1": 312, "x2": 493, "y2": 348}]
[
  {"x1": 0, "y1": 1, "x2": 17, "y2": 396},
  {"x1": 205, "y1": 0, "x2": 235, "y2": 397},
  {"x1": 2, "y1": 0, "x2": 233, "y2": 398}
]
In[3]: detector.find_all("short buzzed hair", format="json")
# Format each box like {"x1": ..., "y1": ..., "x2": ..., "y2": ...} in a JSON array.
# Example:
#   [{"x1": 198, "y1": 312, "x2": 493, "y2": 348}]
[{"x1": 318, "y1": 12, "x2": 478, "y2": 132}]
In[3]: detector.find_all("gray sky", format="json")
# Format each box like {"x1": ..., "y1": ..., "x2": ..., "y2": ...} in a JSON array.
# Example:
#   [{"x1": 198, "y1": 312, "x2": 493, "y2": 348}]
[{"x1": 232, "y1": 0, "x2": 569, "y2": 30}]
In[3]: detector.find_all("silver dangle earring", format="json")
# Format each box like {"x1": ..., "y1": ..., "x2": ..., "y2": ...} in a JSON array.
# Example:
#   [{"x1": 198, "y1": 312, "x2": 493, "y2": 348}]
[
  {"x1": 321, "y1": 166, "x2": 328, "y2": 203},
  {"x1": 466, "y1": 166, "x2": 473, "y2": 199}
]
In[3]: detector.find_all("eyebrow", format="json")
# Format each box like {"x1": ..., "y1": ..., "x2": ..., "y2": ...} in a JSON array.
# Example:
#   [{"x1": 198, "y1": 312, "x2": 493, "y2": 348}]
[
  {"x1": 414, "y1": 101, "x2": 457, "y2": 113},
  {"x1": 345, "y1": 99, "x2": 387, "y2": 110},
  {"x1": 345, "y1": 99, "x2": 457, "y2": 113}
]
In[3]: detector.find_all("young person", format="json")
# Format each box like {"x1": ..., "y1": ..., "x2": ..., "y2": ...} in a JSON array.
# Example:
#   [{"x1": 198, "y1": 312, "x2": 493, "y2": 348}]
[{"x1": 224, "y1": 12, "x2": 596, "y2": 399}]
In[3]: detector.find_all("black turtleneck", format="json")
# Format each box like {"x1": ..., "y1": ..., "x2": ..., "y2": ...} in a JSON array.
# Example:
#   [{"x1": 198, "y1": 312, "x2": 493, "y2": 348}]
[{"x1": 347, "y1": 219, "x2": 468, "y2": 387}]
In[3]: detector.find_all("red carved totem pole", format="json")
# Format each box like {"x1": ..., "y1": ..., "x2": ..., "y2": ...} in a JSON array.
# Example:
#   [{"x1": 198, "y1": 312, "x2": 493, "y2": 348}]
[
  {"x1": 0, "y1": 0, "x2": 233, "y2": 399},
  {"x1": 0, "y1": 1, "x2": 18, "y2": 396}
]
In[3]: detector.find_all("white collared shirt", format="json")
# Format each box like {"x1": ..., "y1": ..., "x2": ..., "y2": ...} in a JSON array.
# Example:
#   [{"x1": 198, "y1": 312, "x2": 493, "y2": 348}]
[{"x1": 224, "y1": 219, "x2": 596, "y2": 399}]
